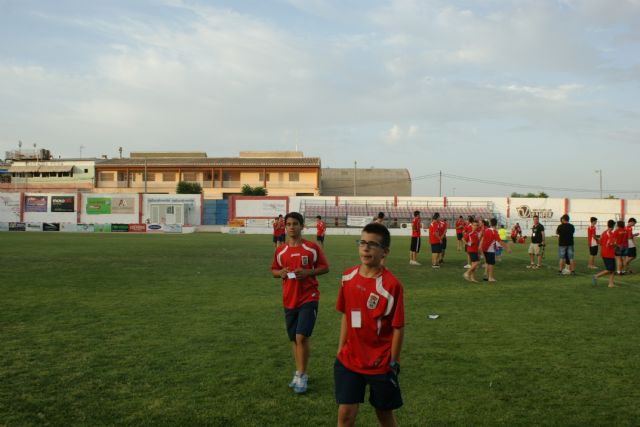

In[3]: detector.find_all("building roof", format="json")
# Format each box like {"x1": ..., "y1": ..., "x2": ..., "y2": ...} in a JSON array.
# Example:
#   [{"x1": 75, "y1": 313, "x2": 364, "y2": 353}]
[
  {"x1": 130, "y1": 152, "x2": 208, "y2": 158},
  {"x1": 8, "y1": 165, "x2": 74, "y2": 173},
  {"x1": 96, "y1": 157, "x2": 321, "y2": 167}
]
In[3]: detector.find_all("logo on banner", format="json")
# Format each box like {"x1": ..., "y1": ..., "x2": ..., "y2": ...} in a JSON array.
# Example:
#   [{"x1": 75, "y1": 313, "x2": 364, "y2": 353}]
[{"x1": 516, "y1": 205, "x2": 554, "y2": 219}]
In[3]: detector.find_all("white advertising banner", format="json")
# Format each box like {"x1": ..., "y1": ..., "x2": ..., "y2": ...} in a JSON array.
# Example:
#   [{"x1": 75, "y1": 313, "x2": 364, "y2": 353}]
[{"x1": 236, "y1": 199, "x2": 287, "y2": 218}]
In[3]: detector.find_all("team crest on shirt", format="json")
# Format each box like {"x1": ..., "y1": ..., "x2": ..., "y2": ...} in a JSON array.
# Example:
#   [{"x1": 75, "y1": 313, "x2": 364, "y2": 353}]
[
  {"x1": 366, "y1": 293, "x2": 380, "y2": 309},
  {"x1": 301, "y1": 256, "x2": 309, "y2": 266}
]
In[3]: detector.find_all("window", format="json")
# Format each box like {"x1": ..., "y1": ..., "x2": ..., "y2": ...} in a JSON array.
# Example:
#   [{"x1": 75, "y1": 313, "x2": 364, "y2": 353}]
[
  {"x1": 117, "y1": 172, "x2": 128, "y2": 181},
  {"x1": 182, "y1": 172, "x2": 197, "y2": 181},
  {"x1": 163, "y1": 172, "x2": 176, "y2": 182},
  {"x1": 143, "y1": 172, "x2": 155, "y2": 182},
  {"x1": 289, "y1": 172, "x2": 299, "y2": 182},
  {"x1": 84, "y1": 169, "x2": 88, "y2": 173},
  {"x1": 259, "y1": 172, "x2": 271, "y2": 182},
  {"x1": 100, "y1": 172, "x2": 115, "y2": 181}
]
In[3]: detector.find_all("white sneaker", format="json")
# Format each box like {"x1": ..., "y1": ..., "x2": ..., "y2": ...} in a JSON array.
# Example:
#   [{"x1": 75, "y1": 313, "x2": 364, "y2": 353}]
[
  {"x1": 294, "y1": 374, "x2": 308, "y2": 394},
  {"x1": 409, "y1": 260, "x2": 421, "y2": 265},
  {"x1": 463, "y1": 264, "x2": 471, "y2": 269},
  {"x1": 288, "y1": 373, "x2": 300, "y2": 388}
]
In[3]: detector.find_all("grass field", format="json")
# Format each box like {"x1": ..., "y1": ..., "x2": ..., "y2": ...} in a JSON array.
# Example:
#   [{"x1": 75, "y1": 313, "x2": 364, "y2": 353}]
[{"x1": 1, "y1": 232, "x2": 640, "y2": 426}]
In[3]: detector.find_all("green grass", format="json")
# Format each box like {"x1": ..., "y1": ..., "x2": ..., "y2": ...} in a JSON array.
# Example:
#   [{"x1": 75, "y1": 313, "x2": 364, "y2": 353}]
[{"x1": 1, "y1": 233, "x2": 639, "y2": 426}]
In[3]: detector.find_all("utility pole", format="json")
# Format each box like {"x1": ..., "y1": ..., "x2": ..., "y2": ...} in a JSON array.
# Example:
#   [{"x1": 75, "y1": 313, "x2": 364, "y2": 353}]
[
  {"x1": 353, "y1": 161, "x2": 357, "y2": 196},
  {"x1": 144, "y1": 158, "x2": 148, "y2": 193},
  {"x1": 439, "y1": 170, "x2": 442, "y2": 197},
  {"x1": 595, "y1": 169, "x2": 602, "y2": 198}
]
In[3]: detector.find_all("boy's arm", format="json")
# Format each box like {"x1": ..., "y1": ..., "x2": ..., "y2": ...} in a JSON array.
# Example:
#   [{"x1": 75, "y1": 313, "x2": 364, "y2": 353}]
[
  {"x1": 390, "y1": 327, "x2": 404, "y2": 363},
  {"x1": 272, "y1": 268, "x2": 289, "y2": 279},
  {"x1": 337, "y1": 314, "x2": 348, "y2": 354}
]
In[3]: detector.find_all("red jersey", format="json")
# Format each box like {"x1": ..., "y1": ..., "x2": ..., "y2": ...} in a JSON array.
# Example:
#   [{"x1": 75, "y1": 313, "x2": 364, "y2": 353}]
[
  {"x1": 481, "y1": 228, "x2": 501, "y2": 253},
  {"x1": 627, "y1": 225, "x2": 636, "y2": 248},
  {"x1": 336, "y1": 266, "x2": 404, "y2": 375},
  {"x1": 464, "y1": 231, "x2": 480, "y2": 253},
  {"x1": 511, "y1": 225, "x2": 521, "y2": 238},
  {"x1": 455, "y1": 219, "x2": 466, "y2": 234},
  {"x1": 271, "y1": 240, "x2": 329, "y2": 309},
  {"x1": 438, "y1": 220, "x2": 447, "y2": 238},
  {"x1": 272, "y1": 220, "x2": 279, "y2": 236},
  {"x1": 600, "y1": 229, "x2": 615, "y2": 258},
  {"x1": 614, "y1": 228, "x2": 628, "y2": 248},
  {"x1": 411, "y1": 217, "x2": 421, "y2": 238},
  {"x1": 428, "y1": 221, "x2": 441, "y2": 244},
  {"x1": 316, "y1": 220, "x2": 326, "y2": 237},
  {"x1": 464, "y1": 223, "x2": 473, "y2": 234},
  {"x1": 587, "y1": 225, "x2": 598, "y2": 247},
  {"x1": 275, "y1": 218, "x2": 285, "y2": 237}
]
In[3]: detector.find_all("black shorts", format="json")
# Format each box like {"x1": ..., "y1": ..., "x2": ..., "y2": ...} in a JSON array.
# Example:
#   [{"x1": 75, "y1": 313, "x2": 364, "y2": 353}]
[
  {"x1": 277, "y1": 234, "x2": 286, "y2": 243},
  {"x1": 441, "y1": 237, "x2": 447, "y2": 249},
  {"x1": 456, "y1": 232, "x2": 463, "y2": 241},
  {"x1": 628, "y1": 247, "x2": 637, "y2": 258},
  {"x1": 484, "y1": 252, "x2": 496, "y2": 265},
  {"x1": 602, "y1": 257, "x2": 615, "y2": 272},
  {"x1": 410, "y1": 237, "x2": 421, "y2": 253},
  {"x1": 589, "y1": 246, "x2": 598, "y2": 256},
  {"x1": 430, "y1": 243, "x2": 442, "y2": 254},
  {"x1": 334, "y1": 358, "x2": 402, "y2": 411},
  {"x1": 273, "y1": 235, "x2": 278, "y2": 243},
  {"x1": 469, "y1": 252, "x2": 479, "y2": 262},
  {"x1": 284, "y1": 301, "x2": 318, "y2": 341},
  {"x1": 615, "y1": 247, "x2": 628, "y2": 257},
  {"x1": 317, "y1": 235, "x2": 325, "y2": 242}
]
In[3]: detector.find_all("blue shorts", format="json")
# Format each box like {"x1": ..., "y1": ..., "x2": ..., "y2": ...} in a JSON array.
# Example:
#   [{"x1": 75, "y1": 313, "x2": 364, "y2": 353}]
[
  {"x1": 469, "y1": 252, "x2": 479, "y2": 262},
  {"x1": 277, "y1": 234, "x2": 286, "y2": 243},
  {"x1": 273, "y1": 235, "x2": 279, "y2": 243},
  {"x1": 602, "y1": 257, "x2": 615, "y2": 272},
  {"x1": 484, "y1": 252, "x2": 496, "y2": 265},
  {"x1": 558, "y1": 246, "x2": 574, "y2": 260},
  {"x1": 317, "y1": 235, "x2": 325, "y2": 242},
  {"x1": 456, "y1": 232, "x2": 463, "y2": 241},
  {"x1": 441, "y1": 237, "x2": 447, "y2": 249},
  {"x1": 284, "y1": 301, "x2": 318, "y2": 341},
  {"x1": 334, "y1": 358, "x2": 402, "y2": 411},
  {"x1": 431, "y1": 243, "x2": 442, "y2": 254},
  {"x1": 615, "y1": 247, "x2": 628, "y2": 257}
]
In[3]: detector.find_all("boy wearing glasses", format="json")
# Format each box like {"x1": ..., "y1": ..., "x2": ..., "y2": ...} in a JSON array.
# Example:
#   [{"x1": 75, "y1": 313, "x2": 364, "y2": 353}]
[
  {"x1": 335, "y1": 223, "x2": 405, "y2": 427},
  {"x1": 271, "y1": 212, "x2": 330, "y2": 394}
]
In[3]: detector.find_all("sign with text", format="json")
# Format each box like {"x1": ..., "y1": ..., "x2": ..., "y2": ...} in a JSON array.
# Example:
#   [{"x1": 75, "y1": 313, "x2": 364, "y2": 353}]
[
  {"x1": 25, "y1": 196, "x2": 48, "y2": 213},
  {"x1": 43, "y1": 223, "x2": 60, "y2": 232},
  {"x1": 87, "y1": 198, "x2": 111, "y2": 215},
  {"x1": 51, "y1": 196, "x2": 75, "y2": 212},
  {"x1": 111, "y1": 223, "x2": 130, "y2": 232},
  {"x1": 128, "y1": 224, "x2": 147, "y2": 233},
  {"x1": 111, "y1": 197, "x2": 135, "y2": 214},
  {"x1": 9, "y1": 222, "x2": 26, "y2": 231}
]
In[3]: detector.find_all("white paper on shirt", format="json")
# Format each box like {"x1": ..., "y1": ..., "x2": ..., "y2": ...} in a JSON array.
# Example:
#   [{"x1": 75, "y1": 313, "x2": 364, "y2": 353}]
[
  {"x1": 287, "y1": 272, "x2": 297, "y2": 279},
  {"x1": 351, "y1": 310, "x2": 362, "y2": 328}
]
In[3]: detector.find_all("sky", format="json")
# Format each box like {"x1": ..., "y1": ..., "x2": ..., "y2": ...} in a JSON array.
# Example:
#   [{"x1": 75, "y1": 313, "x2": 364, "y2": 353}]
[{"x1": 1, "y1": 0, "x2": 639, "y2": 198}]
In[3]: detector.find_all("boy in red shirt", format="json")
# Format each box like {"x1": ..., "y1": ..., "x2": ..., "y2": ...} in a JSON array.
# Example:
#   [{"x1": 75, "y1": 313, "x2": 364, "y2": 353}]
[
  {"x1": 438, "y1": 217, "x2": 448, "y2": 265},
  {"x1": 586, "y1": 217, "x2": 599, "y2": 269},
  {"x1": 428, "y1": 212, "x2": 443, "y2": 268},
  {"x1": 272, "y1": 215, "x2": 282, "y2": 248},
  {"x1": 455, "y1": 216, "x2": 466, "y2": 251},
  {"x1": 409, "y1": 210, "x2": 421, "y2": 266},
  {"x1": 315, "y1": 215, "x2": 327, "y2": 248},
  {"x1": 592, "y1": 219, "x2": 616, "y2": 288},
  {"x1": 613, "y1": 220, "x2": 628, "y2": 275},
  {"x1": 479, "y1": 218, "x2": 510, "y2": 282},
  {"x1": 624, "y1": 218, "x2": 638, "y2": 273},
  {"x1": 462, "y1": 219, "x2": 481, "y2": 283},
  {"x1": 335, "y1": 222, "x2": 404, "y2": 427},
  {"x1": 271, "y1": 212, "x2": 330, "y2": 394}
]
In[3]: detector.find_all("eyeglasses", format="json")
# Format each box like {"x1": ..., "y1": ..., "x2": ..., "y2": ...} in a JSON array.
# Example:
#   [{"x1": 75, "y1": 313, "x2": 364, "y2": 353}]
[{"x1": 356, "y1": 239, "x2": 385, "y2": 249}]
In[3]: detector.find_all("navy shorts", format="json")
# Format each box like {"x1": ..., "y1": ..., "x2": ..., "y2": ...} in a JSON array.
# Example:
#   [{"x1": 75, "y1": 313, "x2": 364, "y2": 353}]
[
  {"x1": 456, "y1": 232, "x2": 463, "y2": 241},
  {"x1": 602, "y1": 257, "x2": 615, "y2": 272},
  {"x1": 410, "y1": 237, "x2": 421, "y2": 253},
  {"x1": 334, "y1": 358, "x2": 402, "y2": 411},
  {"x1": 317, "y1": 235, "x2": 325, "y2": 242},
  {"x1": 430, "y1": 243, "x2": 442, "y2": 254},
  {"x1": 441, "y1": 237, "x2": 447, "y2": 249},
  {"x1": 469, "y1": 252, "x2": 479, "y2": 262},
  {"x1": 284, "y1": 301, "x2": 318, "y2": 341},
  {"x1": 484, "y1": 252, "x2": 496, "y2": 265},
  {"x1": 628, "y1": 247, "x2": 637, "y2": 258},
  {"x1": 273, "y1": 235, "x2": 278, "y2": 243},
  {"x1": 589, "y1": 246, "x2": 598, "y2": 256},
  {"x1": 615, "y1": 247, "x2": 628, "y2": 257},
  {"x1": 277, "y1": 234, "x2": 286, "y2": 243}
]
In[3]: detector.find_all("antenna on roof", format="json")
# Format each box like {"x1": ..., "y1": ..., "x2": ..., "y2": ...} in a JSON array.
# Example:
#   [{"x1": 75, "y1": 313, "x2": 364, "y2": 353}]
[{"x1": 118, "y1": 147, "x2": 123, "y2": 159}]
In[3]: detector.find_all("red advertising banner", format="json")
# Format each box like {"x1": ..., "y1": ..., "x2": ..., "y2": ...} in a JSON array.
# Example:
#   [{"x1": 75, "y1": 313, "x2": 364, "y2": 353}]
[{"x1": 128, "y1": 224, "x2": 147, "y2": 233}]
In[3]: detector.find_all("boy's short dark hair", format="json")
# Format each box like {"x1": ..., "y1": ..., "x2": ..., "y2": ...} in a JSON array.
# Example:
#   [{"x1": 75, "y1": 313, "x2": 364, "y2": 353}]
[
  {"x1": 316, "y1": 215, "x2": 321, "y2": 220},
  {"x1": 362, "y1": 223, "x2": 391, "y2": 249},
  {"x1": 617, "y1": 220, "x2": 625, "y2": 228},
  {"x1": 413, "y1": 210, "x2": 420, "y2": 217},
  {"x1": 285, "y1": 212, "x2": 304, "y2": 226},
  {"x1": 468, "y1": 215, "x2": 475, "y2": 222},
  {"x1": 432, "y1": 212, "x2": 440, "y2": 220},
  {"x1": 629, "y1": 218, "x2": 637, "y2": 224},
  {"x1": 377, "y1": 212, "x2": 385, "y2": 219},
  {"x1": 561, "y1": 214, "x2": 570, "y2": 222},
  {"x1": 590, "y1": 217, "x2": 597, "y2": 222},
  {"x1": 533, "y1": 215, "x2": 539, "y2": 219},
  {"x1": 607, "y1": 219, "x2": 616, "y2": 228},
  {"x1": 490, "y1": 218, "x2": 498, "y2": 226}
]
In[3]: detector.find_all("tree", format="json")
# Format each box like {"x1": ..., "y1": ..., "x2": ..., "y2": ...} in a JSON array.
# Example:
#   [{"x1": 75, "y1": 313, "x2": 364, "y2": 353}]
[
  {"x1": 511, "y1": 192, "x2": 548, "y2": 198},
  {"x1": 241, "y1": 184, "x2": 268, "y2": 196},
  {"x1": 176, "y1": 181, "x2": 202, "y2": 194}
]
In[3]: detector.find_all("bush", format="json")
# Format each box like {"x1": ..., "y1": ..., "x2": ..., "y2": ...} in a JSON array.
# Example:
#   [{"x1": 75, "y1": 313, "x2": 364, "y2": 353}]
[{"x1": 176, "y1": 181, "x2": 203, "y2": 194}]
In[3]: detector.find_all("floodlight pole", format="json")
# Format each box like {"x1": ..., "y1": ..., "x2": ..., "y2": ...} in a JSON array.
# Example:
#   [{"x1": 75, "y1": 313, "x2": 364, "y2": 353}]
[
  {"x1": 353, "y1": 161, "x2": 357, "y2": 197},
  {"x1": 439, "y1": 170, "x2": 442, "y2": 197},
  {"x1": 144, "y1": 158, "x2": 148, "y2": 194},
  {"x1": 595, "y1": 169, "x2": 602, "y2": 199}
]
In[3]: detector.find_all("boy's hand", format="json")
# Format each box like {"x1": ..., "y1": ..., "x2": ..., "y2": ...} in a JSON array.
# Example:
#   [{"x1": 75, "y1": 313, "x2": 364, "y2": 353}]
[
  {"x1": 389, "y1": 360, "x2": 400, "y2": 377},
  {"x1": 279, "y1": 268, "x2": 290, "y2": 279},
  {"x1": 294, "y1": 268, "x2": 313, "y2": 279}
]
